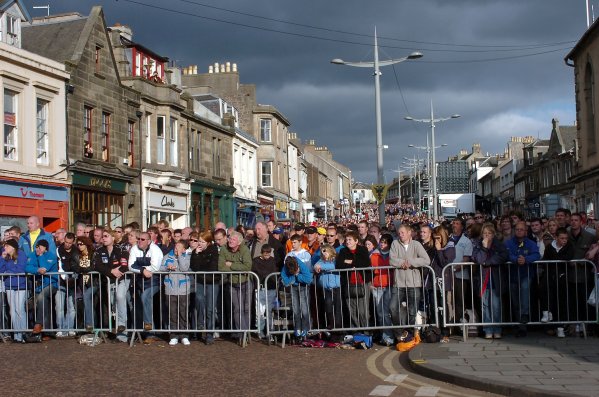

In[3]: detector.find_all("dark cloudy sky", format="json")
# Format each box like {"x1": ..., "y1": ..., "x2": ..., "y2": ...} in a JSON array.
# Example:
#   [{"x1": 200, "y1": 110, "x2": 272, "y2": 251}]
[{"x1": 24, "y1": 0, "x2": 592, "y2": 183}]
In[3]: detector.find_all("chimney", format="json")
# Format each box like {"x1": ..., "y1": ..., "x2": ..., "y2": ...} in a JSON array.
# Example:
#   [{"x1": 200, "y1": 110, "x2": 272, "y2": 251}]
[
  {"x1": 232, "y1": 63, "x2": 238, "y2": 72},
  {"x1": 111, "y1": 23, "x2": 133, "y2": 41},
  {"x1": 192, "y1": 65, "x2": 198, "y2": 74},
  {"x1": 208, "y1": 65, "x2": 214, "y2": 73},
  {"x1": 226, "y1": 62, "x2": 231, "y2": 72},
  {"x1": 214, "y1": 63, "x2": 220, "y2": 73}
]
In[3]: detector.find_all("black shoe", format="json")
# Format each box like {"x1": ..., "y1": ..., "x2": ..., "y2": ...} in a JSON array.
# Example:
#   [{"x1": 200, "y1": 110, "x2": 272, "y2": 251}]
[{"x1": 205, "y1": 335, "x2": 214, "y2": 345}]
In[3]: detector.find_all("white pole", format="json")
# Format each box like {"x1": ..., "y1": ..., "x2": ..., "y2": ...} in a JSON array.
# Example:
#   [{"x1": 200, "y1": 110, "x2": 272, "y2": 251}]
[{"x1": 588, "y1": 0, "x2": 591, "y2": 28}]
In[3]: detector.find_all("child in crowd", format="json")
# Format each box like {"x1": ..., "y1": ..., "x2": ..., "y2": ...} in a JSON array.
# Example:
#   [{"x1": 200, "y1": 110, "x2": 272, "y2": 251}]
[
  {"x1": 161, "y1": 240, "x2": 191, "y2": 346},
  {"x1": 285, "y1": 234, "x2": 312, "y2": 268},
  {"x1": 313, "y1": 244, "x2": 342, "y2": 330},
  {"x1": 281, "y1": 256, "x2": 313, "y2": 341},
  {"x1": 252, "y1": 244, "x2": 279, "y2": 338}
]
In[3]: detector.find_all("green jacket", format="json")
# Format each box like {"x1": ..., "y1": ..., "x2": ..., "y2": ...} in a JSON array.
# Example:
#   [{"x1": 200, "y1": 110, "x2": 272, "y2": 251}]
[{"x1": 218, "y1": 243, "x2": 253, "y2": 284}]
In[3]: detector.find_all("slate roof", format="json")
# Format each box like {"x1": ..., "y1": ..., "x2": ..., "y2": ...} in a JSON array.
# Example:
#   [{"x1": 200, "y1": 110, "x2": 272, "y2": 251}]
[
  {"x1": 558, "y1": 125, "x2": 577, "y2": 150},
  {"x1": 21, "y1": 15, "x2": 88, "y2": 64}
]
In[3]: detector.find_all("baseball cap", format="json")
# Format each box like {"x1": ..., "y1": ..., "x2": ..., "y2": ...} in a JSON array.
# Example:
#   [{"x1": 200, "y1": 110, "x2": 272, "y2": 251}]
[
  {"x1": 305, "y1": 226, "x2": 317, "y2": 234},
  {"x1": 294, "y1": 222, "x2": 305, "y2": 231},
  {"x1": 317, "y1": 227, "x2": 326, "y2": 236},
  {"x1": 272, "y1": 227, "x2": 284, "y2": 235}
]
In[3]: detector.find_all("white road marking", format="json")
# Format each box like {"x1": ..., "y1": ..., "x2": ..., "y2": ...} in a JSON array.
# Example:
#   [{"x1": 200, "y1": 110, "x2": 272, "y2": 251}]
[
  {"x1": 369, "y1": 385, "x2": 397, "y2": 396},
  {"x1": 415, "y1": 386, "x2": 440, "y2": 396},
  {"x1": 384, "y1": 374, "x2": 408, "y2": 383}
]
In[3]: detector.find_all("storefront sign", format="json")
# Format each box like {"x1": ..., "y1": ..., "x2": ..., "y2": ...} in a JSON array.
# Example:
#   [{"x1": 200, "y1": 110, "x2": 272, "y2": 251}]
[
  {"x1": 72, "y1": 173, "x2": 127, "y2": 193},
  {"x1": 275, "y1": 199, "x2": 288, "y2": 212},
  {"x1": 148, "y1": 191, "x2": 187, "y2": 213},
  {"x1": 0, "y1": 180, "x2": 68, "y2": 202}
]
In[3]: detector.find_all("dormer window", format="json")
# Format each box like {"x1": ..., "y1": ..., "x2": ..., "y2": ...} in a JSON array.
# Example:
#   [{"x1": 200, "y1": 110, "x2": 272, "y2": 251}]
[{"x1": 1, "y1": 14, "x2": 20, "y2": 47}]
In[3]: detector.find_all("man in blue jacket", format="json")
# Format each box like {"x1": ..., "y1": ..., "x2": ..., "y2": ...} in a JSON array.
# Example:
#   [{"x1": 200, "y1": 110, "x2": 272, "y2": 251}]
[
  {"x1": 19, "y1": 216, "x2": 56, "y2": 257},
  {"x1": 25, "y1": 239, "x2": 58, "y2": 339},
  {"x1": 505, "y1": 221, "x2": 540, "y2": 336}
]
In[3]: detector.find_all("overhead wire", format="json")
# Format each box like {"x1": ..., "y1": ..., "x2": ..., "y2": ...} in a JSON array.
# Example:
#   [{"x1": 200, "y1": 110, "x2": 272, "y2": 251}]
[{"x1": 117, "y1": 0, "x2": 574, "y2": 60}]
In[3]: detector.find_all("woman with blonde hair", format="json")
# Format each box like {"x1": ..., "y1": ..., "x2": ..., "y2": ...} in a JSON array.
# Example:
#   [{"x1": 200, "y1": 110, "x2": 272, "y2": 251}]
[{"x1": 472, "y1": 223, "x2": 508, "y2": 339}]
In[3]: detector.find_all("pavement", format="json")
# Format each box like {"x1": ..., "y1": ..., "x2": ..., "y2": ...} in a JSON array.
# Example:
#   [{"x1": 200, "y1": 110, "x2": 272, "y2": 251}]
[{"x1": 408, "y1": 332, "x2": 599, "y2": 397}]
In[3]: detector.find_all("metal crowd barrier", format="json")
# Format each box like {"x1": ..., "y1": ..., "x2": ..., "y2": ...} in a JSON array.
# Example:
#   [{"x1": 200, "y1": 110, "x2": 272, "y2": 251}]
[
  {"x1": 442, "y1": 260, "x2": 599, "y2": 340},
  {"x1": 117, "y1": 271, "x2": 260, "y2": 347},
  {"x1": 263, "y1": 265, "x2": 439, "y2": 347},
  {"x1": 0, "y1": 271, "x2": 111, "y2": 344}
]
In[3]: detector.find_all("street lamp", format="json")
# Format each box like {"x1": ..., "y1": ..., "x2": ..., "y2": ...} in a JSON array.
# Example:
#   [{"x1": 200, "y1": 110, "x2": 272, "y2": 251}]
[
  {"x1": 408, "y1": 143, "x2": 447, "y2": 217},
  {"x1": 332, "y1": 28, "x2": 422, "y2": 225},
  {"x1": 405, "y1": 101, "x2": 460, "y2": 222},
  {"x1": 403, "y1": 157, "x2": 426, "y2": 208}
]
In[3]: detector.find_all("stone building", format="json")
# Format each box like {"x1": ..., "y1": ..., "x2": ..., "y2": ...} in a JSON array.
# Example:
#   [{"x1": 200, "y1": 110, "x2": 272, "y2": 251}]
[
  {"x1": 0, "y1": 0, "x2": 71, "y2": 232},
  {"x1": 23, "y1": 7, "x2": 142, "y2": 228},
  {"x1": 181, "y1": 63, "x2": 291, "y2": 223}
]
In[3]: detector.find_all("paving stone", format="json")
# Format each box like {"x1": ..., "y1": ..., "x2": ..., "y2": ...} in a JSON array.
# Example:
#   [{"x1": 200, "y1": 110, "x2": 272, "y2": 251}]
[
  {"x1": 542, "y1": 370, "x2": 594, "y2": 376},
  {"x1": 525, "y1": 364, "x2": 559, "y2": 371},
  {"x1": 538, "y1": 378, "x2": 599, "y2": 385},
  {"x1": 499, "y1": 370, "x2": 546, "y2": 376},
  {"x1": 485, "y1": 376, "x2": 541, "y2": 385}
]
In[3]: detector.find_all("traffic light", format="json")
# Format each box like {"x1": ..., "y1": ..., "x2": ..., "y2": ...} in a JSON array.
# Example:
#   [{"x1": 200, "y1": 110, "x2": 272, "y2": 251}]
[
  {"x1": 355, "y1": 200, "x2": 361, "y2": 213},
  {"x1": 422, "y1": 197, "x2": 429, "y2": 211}
]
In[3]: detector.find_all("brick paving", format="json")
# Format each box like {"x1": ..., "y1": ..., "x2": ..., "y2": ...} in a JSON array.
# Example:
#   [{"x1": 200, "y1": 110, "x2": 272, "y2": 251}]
[{"x1": 409, "y1": 333, "x2": 599, "y2": 396}]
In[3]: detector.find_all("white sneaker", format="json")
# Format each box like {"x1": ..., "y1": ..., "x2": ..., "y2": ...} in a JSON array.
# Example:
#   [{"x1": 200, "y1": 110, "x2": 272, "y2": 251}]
[
  {"x1": 541, "y1": 311, "x2": 553, "y2": 323},
  {"x1": 169, "y1": 338, "x2": 179, "y2": 346},
  {"x1": 557, "y1": 327, "x2": 565, "y2": 338},
  {"x1": 68, "y1": 331, "x2": 77, "y2": 337},
  {"x1": 181, "y1": 337, "x2": 190, "y2": 346},
  {"x1": 55, "y1": 332, "x2": 65, "y2": 338}
]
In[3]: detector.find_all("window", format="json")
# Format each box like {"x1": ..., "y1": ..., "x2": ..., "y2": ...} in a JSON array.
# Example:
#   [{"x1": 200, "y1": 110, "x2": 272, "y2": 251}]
[
  {"x1": 6, "y1": 15, "x2": 19, "y2": 46},
  {"x1": 95, "y1": 45, "x2": 101, "y2": 74},
  {"x1": 101, "y1": 112, "x2": 110, "y2": 161},
  {"x1": 3, "y1": 89, "x2": 17, "y2": 160},
  {"x1": 169, "y1": 117, "x2": 177, "y2": 166},
  {"x1": 190, "y1": 128, "x2": 200, "y2": 171},
  {"x1": 529, "y1": 175, "x2": 535, "y2": 192},
  {"x1": 127, "y1": 121, "x2": 135, "y2": 167},
  {"x1": 36, "y1": 99, "x2": 49, "y2": 165},
  {"x1": 260, "y1": 119, "x2": 271, "y2": 142},
  {"x1": 157, "y1": 116, "x2": 165, "y2": 164},
  {"x1": 212, "y1": 137, "x2": 221, "y2": 177},
  {"x1": 135, "y1": 52, "x2": 141, "y2": 76},
  {"x1": 261, "y1": 161, "x2": 272, "y2": 187},
  {"x1": 145, "y1": 113, "x2": 151, "y2": 163},
  {"x1": 84, "y1": 106, "x2": 93, "y2": 158}
]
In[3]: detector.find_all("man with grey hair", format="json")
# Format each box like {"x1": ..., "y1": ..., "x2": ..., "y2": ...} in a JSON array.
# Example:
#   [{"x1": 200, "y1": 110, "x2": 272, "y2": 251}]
[
  {"x1": 75, "y1": 222, "x2": 87, "y2": 237},
  {"x1": 248, "y1": 221, "x2": 284, "y2": 268},
  {"x1": 218, "y1": 230, "x2": 253, "y2": 345}
]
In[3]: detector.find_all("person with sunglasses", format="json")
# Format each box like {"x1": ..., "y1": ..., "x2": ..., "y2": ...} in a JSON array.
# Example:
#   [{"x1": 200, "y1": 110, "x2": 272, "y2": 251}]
[
  {"x1": 95, "y1": 230, "x2": 129, "y2": 342},
  {"x1": 128, "y1": 232, "x2": 164, "y2": 334},
  {"x1": 73, "y1": 236, "x2": 98, "y2": 333}
]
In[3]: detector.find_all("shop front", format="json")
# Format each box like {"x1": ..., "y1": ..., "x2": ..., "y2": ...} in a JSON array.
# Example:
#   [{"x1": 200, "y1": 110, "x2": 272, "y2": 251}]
[
  {"x1": 147, "y1": 190, "x2": 189, "y2": 229},
  {"x1": 275, "y1": 197, "x2": 289, "y2": 222},
  {"x1": 191, "y1": 180, "x2": 235, "y2": 230},
  {"x1": 71, "y1": 172, "x2": 129, "y2": 228},
  {"x1": 235, "y1": 198, "x2": 260, "y2": 228},
  {"x1": 0, "y1": 177, "x2": 69, "y2": 233},
  {"x1": 257, "y1": 190, "x2": 274, "y2": 223},
  {"x1": 288, "y1": 200, "x2": 300, "y2": 222}
]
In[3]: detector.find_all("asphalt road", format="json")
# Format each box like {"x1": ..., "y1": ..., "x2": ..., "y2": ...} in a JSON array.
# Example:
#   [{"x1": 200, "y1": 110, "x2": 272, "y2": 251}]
[{"x1": 1, "y1": 337, "x2": 501, "y2": 396}]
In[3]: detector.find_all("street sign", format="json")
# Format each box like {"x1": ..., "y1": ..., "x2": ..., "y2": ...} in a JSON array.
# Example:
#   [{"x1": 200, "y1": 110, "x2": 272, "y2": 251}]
[{"x1": 371, "y1": 184, "x2": 389, "y2": 203}]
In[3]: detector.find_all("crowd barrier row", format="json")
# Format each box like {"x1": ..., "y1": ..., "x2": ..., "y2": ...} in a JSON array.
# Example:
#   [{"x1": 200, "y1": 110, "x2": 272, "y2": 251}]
[{"x1": 0, "y1": 261, "x2": 596, "y2": 346}]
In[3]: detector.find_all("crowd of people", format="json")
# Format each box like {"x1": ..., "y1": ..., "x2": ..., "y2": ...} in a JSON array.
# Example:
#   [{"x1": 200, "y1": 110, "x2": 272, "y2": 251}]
[{"x1": 0, "y1": 206, "x2": 597, "y2": 346}]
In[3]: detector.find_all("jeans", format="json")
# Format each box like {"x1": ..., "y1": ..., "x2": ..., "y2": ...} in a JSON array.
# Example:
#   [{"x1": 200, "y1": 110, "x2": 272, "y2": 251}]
[
  {"x1": 83, "y1": 284, "x2": 98, "y2": 328},
  {"x1": 195, "y1": 283, "x2": 220, "y2": 334},
  {"x1": 6, "y1": 289, "x2": 27, "y2": 341},
  {"x1": 510, "y1": 274, "x2": 531, "y2": 323},
  {"x1": 114, "y1": 278, "x2": 131, "y2": 329},
  {"x1": 231, "y1": 282, "x2": 251, "y2": 332},
  {"x1": 290, "y1": 284, "x2": 310, "y2": 333},
  {"x1": 141, "y1": 284, "x2": 160, "y2": 326},
  {"x1": 371, "y1": 286, "x2": 393, "y2": 339},
  {"x1": 389, "y1": 286, "x2": 421, "y2": 337},
  {"x1": 168, "y1": 295, "x2": 189, "y2": 338},
  {"x1": 35, "y1": 285, "x2": 56, "y2": 329},
  {"x1": 256, "y1": 288, "x2": 277, "y2": 336},
  {"x1": 482, "y1": 286, "x2": 502, "y2": 335},
  {"x1": 322, "y1": 287, "x2": 342, "y2": 330},
  {"x1": 55, "y1": 287, "x2": 76, "y2": 331}
]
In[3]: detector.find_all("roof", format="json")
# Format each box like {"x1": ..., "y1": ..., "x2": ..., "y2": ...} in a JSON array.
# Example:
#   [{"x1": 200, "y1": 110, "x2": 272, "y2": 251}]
[
  {"x1": 559, "y1": 125, "x2": 577, "y2": 150},
  {"x1": 22, "y1": 16, "x2": 88, "y2": 63},
  {"x1": 0, "y1": 0, "x2": 31, "y2": 21},
  {"x1": 565, "y1": 18, "x2": 599, "y2": 63},
  {"x1": 235, "y1": 128, "x2": 258, "y2": 145},
  {"x1": 118, "y1": 35, "x2": 168, "y2": 62}
]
